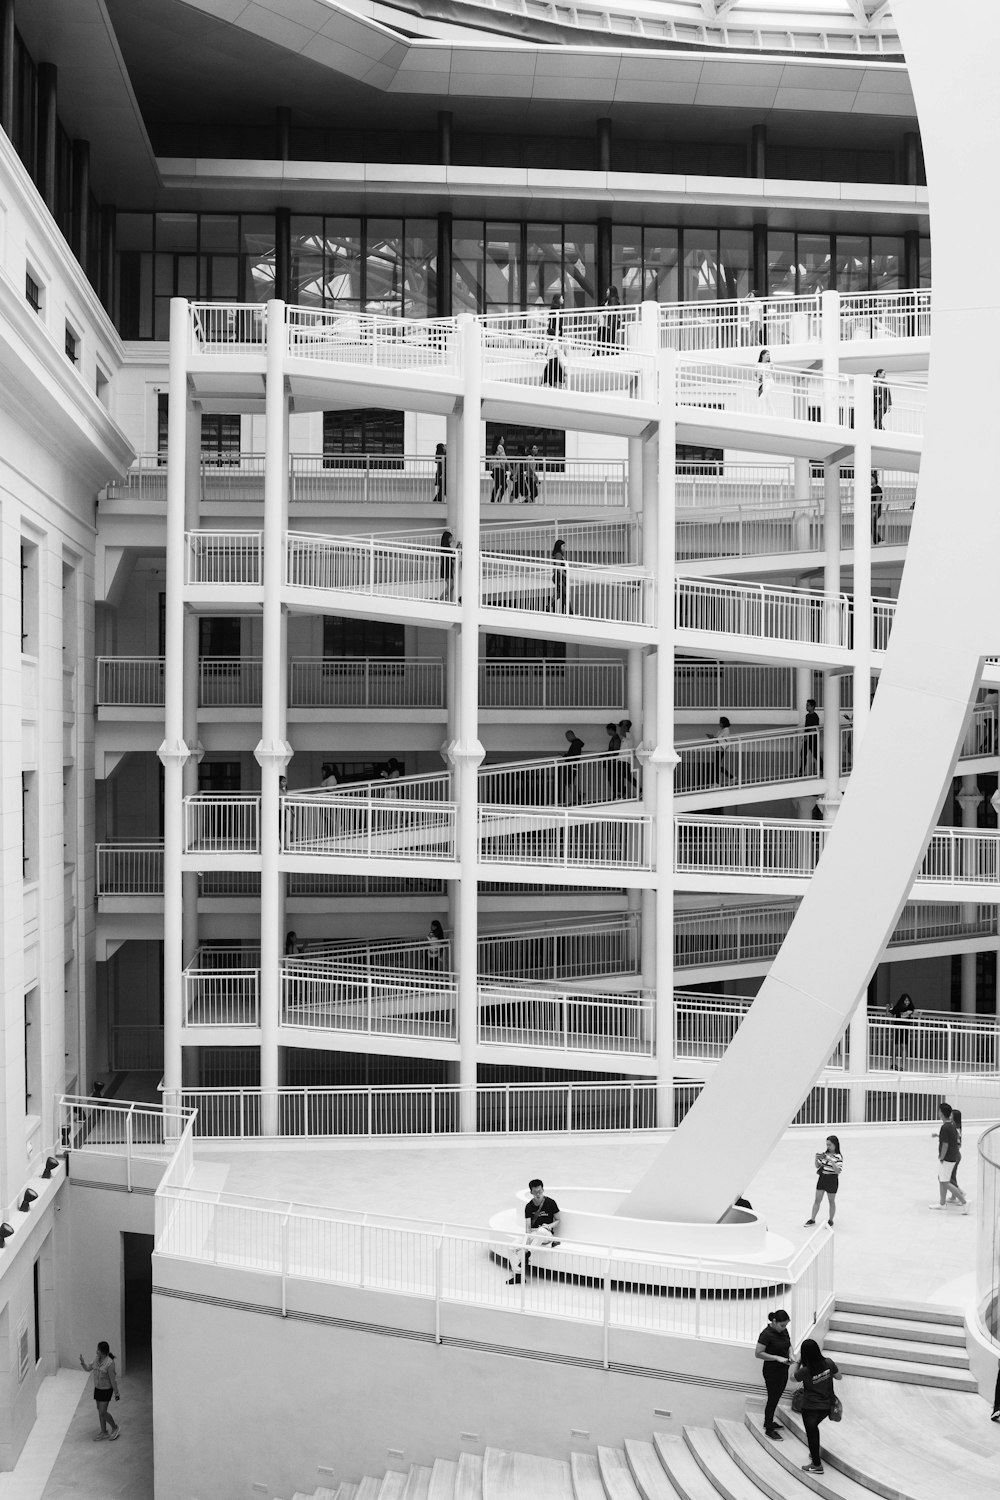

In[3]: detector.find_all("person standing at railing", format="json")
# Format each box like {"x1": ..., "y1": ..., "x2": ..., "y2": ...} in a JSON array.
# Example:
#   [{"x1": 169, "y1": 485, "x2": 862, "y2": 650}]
[
  {"x1": 507, "y1": 1178, "x2": 560, "y2": 1284},
  {"x1": 888, "y1": 992, "x2": 915, "y2": 1067},
  {"x1": 561, "y1": 730, "x2": 584, "y2": 804},
  {"x1": 757, "y1": 349, "x2": 777, "y2": 416},
  {"x1": 741, "y1": 290, "x2": 763, "y2": 347},
  {"x1": 617, "y1": 719, "x2": 637, "y2": 795},
  {"x1": 800, "y1": 698, "x2": 821, "y2": 776},
  {"x1": 755, "y1": 1309, "x2": 792, "y2": 1441},
  {"x1": 599, "y1": 285, "x2": 622, "y2": 348},
  {"x1": 541, "y1": 293, "x2": 567, "y2": 388},
  {"x1": 79, "y1": 1342, "x2": 121, "y2": 1441},
  {"x1": 870, "y1": 470, "x2": 883, "y2": 545},
  {"x1": 490, "y1": 438, "x2": 510, "y2": 503},
  {"x1": 432, "y1": 441, "x2": 446, "y2": 503},
  {"x1": 425, "y1": 920, "x2": 446, "y2": 972},
  {"x1": 873, "y1": 369, "x2": 891, "y2": 430},
  {"x1": 551, "y1": 538, "x2": 569, "y2": 614},
  {"x1": 440, "y1": 529, "x2": 456, "y2": 602},
  {"x1": 804, "y1": 1134, "x2": 843, "y2": 1226}
]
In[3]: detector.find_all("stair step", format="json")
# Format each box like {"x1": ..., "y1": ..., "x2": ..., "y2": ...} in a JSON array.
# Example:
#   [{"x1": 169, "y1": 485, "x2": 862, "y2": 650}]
[
  {"x1": 825, "y1": 1333, "x2": 969, "y2": 1369},
  {"x1": 828, "y1": 1312, "x2": 966, "y2": 1347},
  {"x1": 686, "y1": 1426, "x2": 781, "y2": 1500},
  {"x1": 404, "y1": 1467, "x2": 433, "y2": 1500},
  {"x1": 596, "y1": 1444, "x2": 643, "y2": 1499},
  {"x1": 827, "y1": 1351, "x2": 978, "y2": 1390},
  {"x1": 455, "y1": 1452, "x2": 483, "y2": 1500},
  {"x1": 623, "y1": 1438, "x2": 679, "y2": 1500},
  {"x1": 357, "y1": 1481, "x2": 383, "y2": 1500},
  {"x1": 314, "y1": 1489, "x2": 339, "y2": 1500},
  {"x1": 570, "y1": 1452, "x2": 608, "y2": 1500},
  {"x1": 338, "y1": 1488, "x2": 359, "y2": 1500},
  {"x1": 730, "y1": 1414, "x2": 880, "y2": 1500},
  {"x1": 651, "y1": 1433, "x2": 719, "y2": 1500},
  {"x1": 378, "y1": 1475, "x2": 409, "y2": 1499},
  {"x1": 428, "y1": 1459, "x2": 457, "y2": 1500},
  {"x1": 483, "y1": 1447, "x2": 572, "y2": 1499},
  {"x1": 833, "y1": 1298, "x2": 964, "y2": 1327}
]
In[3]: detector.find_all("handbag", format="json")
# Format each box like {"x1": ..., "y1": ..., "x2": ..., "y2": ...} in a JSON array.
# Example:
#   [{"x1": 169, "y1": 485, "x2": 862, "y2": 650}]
[
  {"x1": 791, "y1": 1389, "x2": 805, "y2": 1413},
  {"x1": 829, "y1": 1395, "x2": 843, "y2": 1423}
]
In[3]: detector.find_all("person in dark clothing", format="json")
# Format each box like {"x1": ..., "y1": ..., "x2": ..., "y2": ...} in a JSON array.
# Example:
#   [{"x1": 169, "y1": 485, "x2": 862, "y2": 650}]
[
  {"x1": 801, "y1": 698, "x2": 820, "y2": 775},
  {"x1": 600, "y1": 285, "x2": 622, "y2": 346},
  {"x1": 507, "y1": 1178, "x2": 560, "y2": 1283},
  {"x1": 561, "y1": 729, "x2": 584, "y2": 803},
  {"x1": 755, "y1": 1310, "x2": 792, "y2": 1441},
  {"x1": 991, "y1": 1360, "x2": 1000, "y2": 1421},
  {"x1": 873, "y1": 368, "x2": 891, "y2": 430},
  {"x1": 870, "y1": 469, "x2": 883, "y2": 544},
  {"x1": 440, "y1": 529, "x2": 456, "y2": 601},
  {"x1": 931, "y1": 1101, "x2": 967, "y2": 1209},
  {"x1": 552, "y1": 538, "x2": 569, "y2": 613},
  {"x1": 888, "y1": 991, "x2": 915, "y2": 1067},
  {"x1": 605, "y1": 721, "x2": 623, "y2": 798},
  {"x1": 432, "y1": 441, "x2": 446, "y2": 503},
  {"x1": 542, "y1": 294, "x2": 567, "y2": 387},
  {"x1": 792, "y1": 1338, "x2": 842, "y2": 1475},
  {"x1": 805, "y1": 1134, "x2": 843, "y2": 1227}
]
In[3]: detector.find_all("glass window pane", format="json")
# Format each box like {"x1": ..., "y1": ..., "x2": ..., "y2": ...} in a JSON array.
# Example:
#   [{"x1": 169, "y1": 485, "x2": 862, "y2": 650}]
[
  {"x1": 612, "y1": 227, "x2": 643, "y2": 305},
  {"x1": 563, "y1": 224, "x2": 596, "y2": 307},
  {"x1": 290, "y1": 215, "x2": 325, "y2": 307},
  {"x1": 871, "y1": 236, "x2": 904, "y2": 291},
  {"x1": 526, "y1": 224, "x2": 562, "y2": 308},
  {"x1": 241, "y1": 215, "x2": 276, "y2": 303},
  {"x1": 155, "y1": 213, "x2": 198, "y2": 252},
  {"x1": 643, "y1": 228, "x2": 679, "y2": 303},
  {"x1": 404, "y1": 219, "x2": 437, "y2": 319},
  {"x1": 682, "y1": 231, "x2": 719, "y2": 303},
  {"x1": 835, "y1": 234, "x2": 869, "y2": 293},
  {"x1": 919, "y1": 238, "x2": 932, "y2": 288},
  {"x1": 767, "y1": 231, "x2": 796, "y2": 297},
  {"x1": 117, "y1": 213, "x2": 153, "y2": 252},
  {"x1": 325, "y1": 217, "x2": 362, "y2": 309},
  {"x1": 366, "y1": 218, "x2": 403, "y2": 315},
  {"x1": 209, "y1": 256, "x2": 239, "y2": 298},
  {"x1": 453, "y1": 221, "x2": 484, "y2": 314},
  {"x1": 200, "y1": 215, "x2": 239, "y2": 252},
  {"x1": 719, "y1": 230, "x2": 752, "y2": 300},
  {"x1": 797, "y1": 234, "x2": 832, "y2": 295},
  {"x1": 484, "y1": 223, "x2": 521, "y2": 313}
]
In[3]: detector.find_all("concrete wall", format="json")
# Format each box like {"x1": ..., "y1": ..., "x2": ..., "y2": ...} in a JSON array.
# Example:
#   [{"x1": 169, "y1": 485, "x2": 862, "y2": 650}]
[{"x1": 62, "y1": 1180, "x2": 156, "y2": 1375}]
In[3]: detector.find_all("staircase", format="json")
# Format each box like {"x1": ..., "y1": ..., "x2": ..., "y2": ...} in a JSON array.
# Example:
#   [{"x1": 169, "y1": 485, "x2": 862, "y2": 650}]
[{"x1": 824, "y1": 1296, "x2": 977, "y2": 1391}]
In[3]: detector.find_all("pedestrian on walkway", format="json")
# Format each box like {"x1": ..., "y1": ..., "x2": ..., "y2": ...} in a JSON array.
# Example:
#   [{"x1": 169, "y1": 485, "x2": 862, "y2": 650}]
[
  {"x1": 707, "y1": 716, "x2": 732, "y2": 784},
  {"x1": 432, "y1": 441, "x2": 446, "y2": 503},
  {"x1": 888, "y1": 991, "x2": 915, "y2": 1068},
  {"x1": 755, "y1": 1309, "x2": 792, "y2": 1441},
  {"x1": 552, "y1": 539, "x2": 568, "y2": 614},
  {"x1": 804, "y1": 1134, "x2": 843, "y2": 1226},
  {"x1": 792, "y1": 1337, "x2": 842, "y2": 1475},
  {"x1": 800, "y1": 698, "x2": 820, "y2": 775},
  {"x1": 873, "y1": 369, "x2": 892, "y2": 430},
  {"x1": 79, "y1": 1341, "x2": 121, "y2": 1441},
  {"x1": 930, "y1": 1101, "x2": 967, "y2": 1210}
]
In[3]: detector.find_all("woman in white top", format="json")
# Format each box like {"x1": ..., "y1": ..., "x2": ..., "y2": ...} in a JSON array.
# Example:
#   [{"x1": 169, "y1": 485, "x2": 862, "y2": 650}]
[
  {"x1": 79, "y1": 1341, "x2": 121, "y2": 1440},
  {"x1": 757, "y1": 348, "x2": 777, "y2": 416}
]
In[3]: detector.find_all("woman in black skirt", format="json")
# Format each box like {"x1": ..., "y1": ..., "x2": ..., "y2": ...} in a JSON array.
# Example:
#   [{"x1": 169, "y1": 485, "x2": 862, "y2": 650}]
[
  {"x1": 805, "y1": 1134, "x2": 843, "y2": 1227},
  {"x1": 754, "y1": 1309, "x2": 792, "y2": 1441},
  {"x1": 80, "y1": 1341, "x2": 121, "y2": 1440}
]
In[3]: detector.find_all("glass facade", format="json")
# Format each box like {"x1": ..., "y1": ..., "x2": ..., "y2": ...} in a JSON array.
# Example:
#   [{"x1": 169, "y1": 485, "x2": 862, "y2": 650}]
[
  {"x1": 453, "y1": 221, "x2": 597, "y2": 312},
  {"x1": 117, "y1": 213, "x2": 276, "y2": 339},
  {"x1": 766, "y1": 231, "x2": 919, "y2": 295},
  {"x1": 289, "y1": 217, "x2": 436, "y2": 318}
]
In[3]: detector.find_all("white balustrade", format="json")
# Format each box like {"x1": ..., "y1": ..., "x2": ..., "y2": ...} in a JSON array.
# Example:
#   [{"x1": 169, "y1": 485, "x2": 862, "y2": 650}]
[
  {"x1": 60, "y1": 1096, "x2": 195, "y2": 1164},
  {"x1": 839, "y1": 290, "x2": 932, "y2": 343},
  {"x1": 881, "y1": 380, "x2": 927, "y2": 437},
  {"x1": 676, "y1": 577, "x2": 851, "y2": 649},
  {"x1": 479, "y1": 658, "x2": 625, "y2": 711},
  {"x1": 871, "y1": 596, "x2": 896, "y2": 652},
  {"x1": 96, "y1": 842, "x2": 164, "y2": 895},
  {"x1": 321, "y1": 771, "x2": 451, "y2": 802},
  {"x1": 183, "y1": 795, "x2": 260, "y2": 854},
  {"x1": 921, "y1": 828, "x2": 1000, "y2": 886},
  {"x1": 961, "y1": 703, "x2": 1000, "y2": 759},
  {"x1": 290, "y1": 453, "x2": 437, "y2": 504},
  {"x1": 479, "y1": 749, "x2": 639, "y2": 808},
  {"x1": 481, "y1": 551, "x2": 655, "y2": 627},
  {"x1": 677, "y1": 359, "x2": 852, "y2": 426},
  {"x1": 676, "y1": 726, "x2": 818, "y2": 796},
  {"x1": 675, "y1": 661, "x2": 796, "y2": 712},
  {"x1": 286, "y1": 872, "x2": 445, "y2": 897},
  {"x1": 482, "y1": 457, "x2": 626, "y2": 508},
  {"x1": 676, "y1": 502, "x2": 822, "y2": 562},
  {"x1": 282, "y1": 962, "x2": 458, "y2": 1040},
  {"x1": 675, "y1": 816, "x2": 828, "y2": 879},
  {"x1": 301, "y1": 935, "x2": 451, "y2": 973},
  {"x1": 478, "y1": 985, "x2": 655, "y2": 1056},
  {"x1": 189, "y1": 302, "x2": 267, "y2": 352},
  {"x1": 282, "y1": 794, "x2": 457, "y2": 862},
  {"x1": 480, "y1": 307, "x2": 655, "y2": 400},
  {"x1": 185, "y1": 530, "x2": 262, "y2": 586},
  {"x1": 199, "y1": 658, "x2": 263, "y2": 707},
  {"x1": 477, "y1": 911, "x2": 640, "y2": 981},
  {"x1": 182, "y1": 950, "x2": 261, "y2": 1027},
  {"x1": 102, "y1": 453, "x2": 169, "y2": 504},
  {"x1": 478, "y1": 807, "x2": 652, "y2": 871},
  {"x1": 97, "y1": 657, "x2": 166, "y2": 706},
  {"x1": 286, "y1": 531, "x2": 457, "y2": 604},
  {"x1": 660, "y1": 294, "x2": 821, "y2": 353},
  {"x1": 869, "y1": 1014, "x2": 1000, "y2": 1074},
  {"x1": 674, "y1": 991, "x2": 845, "y2": 1069},
  {"x1": 289, "y1": 657, "x2": 444, "y2": 708},
  {"x1": 285, "y1": 306, "x2": 460, "y2": 375},
  {"x1": 480, "y1": 516, "x2": 637, "y2": 565}
]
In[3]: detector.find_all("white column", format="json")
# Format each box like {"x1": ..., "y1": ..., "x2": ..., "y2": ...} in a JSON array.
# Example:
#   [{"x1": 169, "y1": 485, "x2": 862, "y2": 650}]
[
  {"x1": 852, "y1": 375, "x2": 873, "y2": 753},
  {"x1": 820, "y1": 289, "x2": 841, "y2": 424},
  {"x1": 793, "y1": 456, "x2": 813, "y2": 762},
  {"x1": 448, "y1": 316, "x2": 485, "y2": 1127},
  {"x1": 819, "y1": 459, "x2": 842, "y2": 818},
  {"x1": 158, "y1": 299, "x2": 193, "y2": 1103},
  {"x1": 254, "y1": 300, "x2": 291, "y2": 1107},
  {"x1": 958, "y1": 778, "x2": 984, "y2": 1015},
  {"x1": 627, "y1": 437, "x2": 642, "y2": 514},
  {"x1": 181, "y1": 612, "x2": 202, "y2": 967}
]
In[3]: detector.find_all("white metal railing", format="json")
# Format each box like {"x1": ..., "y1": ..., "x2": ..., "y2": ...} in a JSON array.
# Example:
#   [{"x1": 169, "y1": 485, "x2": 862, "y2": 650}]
[
  {"x1": 479, "y1": 658, "x2": 625, "y2": 710},
  {"x1": 296, "y1": 936, "x2": 449, "y2": 971},
  {"x1": 872, "y1": 596, "x2": 896, "y2": 652},
  {"x1": 840, "y1": 290, "x2": 932, "y2": 343},
  {"x1": 289, "y1": 657, "x2": 444, "y2": 708},
  {"x1": 315, "y1": 771, "x2": 451, "y2": 802},
  {"x1": 478, "y1": 807, "x2": 652, "y2": 872},
  {"x1": 674, "y1": 991, "x2": 845, "y2": 1070},
  {"x1": 962, "y1": 703, "x2": 1000, "y2": 760},
  {"x1": 882, "y1": 380, "x2": 927, "y2": 438},
  {"x1": 479, "y1": 515, "x2": 637, "y2": 565},
  {"x1": 183, "y1": 795, "x2": 260, "y2": 854},
  {"x1": 96, "y1": 842, "x2": 164, "y2": 895},
  {"x1": 479, "y1": 985, "x2": 655, "y2": 1056},
  {"x1": 286, "y1": 531, "x2": 458, "y2": 604},
  {"x1": 198, "y1": 658, "x2": 263, "y2": 707},
  {"x1": 481, "y1": 307, "x2": 656, "y2": 401},
  {"x1": 479, "y1": 749, "x2": 639, "y2": 808},
  {"x1": 677, "y1": 359, "x2": 852, "y2": 426},
  {"x1": 481, "y1": 551, "x2": 655, "y2": 628},
  {"x1": 182, "y1": 951, "x2": 260, "y2": 1027},
  {"x1": 478, "y1": 911, "x2": 640, "y2": 982},
  {"x1": 185, "y1": 531, "x2": 262, "y2": 586},
  {"x1": 675, "y1": 816, "x2": 827, "y2": 879},
  {"x1": 921, "y1": 828, "x2": 1000, "y2": 887},
  {"x1": 189, "y1": 302, "x2": 266, "y2": 352},
  {"x1": 660, "y1": 294, "x2": 821, "y2": 353},
  {"x1": 676, "y1": 577, "x2": 851, "y2": 649},
  {"x1": 869, "y1": 1015, "x2": 1000, "y2": 1075},
  {"x1": 282, "y1": 795, "x2": 457, "y2": 862},
  {"x1": 60, "y1": 1095, "x2": 195, "y2": 1191},
  {"x1": 282, "y1": 963, "x2": 458, "y2": 1041},
  {"x1": 676, "y1": 726, "x2": 820, "y2": 796},
  {"x1": 676, "y1": 501, "x2": 820, "y2": 562},
  {"x1": 285, "y1": 306, "x2": 460, "y2": 374},
  {"x1": 96, "y1": 657, "x2": 165, "y2": 707},
  {"x1": 482, "y1": 457, "x2": 626, "y2": 508},
  {"x1": 675, "y1": 463, "x2": 798, "y2": 511},
  {"x1": 675, "y1": 661, "x2": 796, "y2": 712}
]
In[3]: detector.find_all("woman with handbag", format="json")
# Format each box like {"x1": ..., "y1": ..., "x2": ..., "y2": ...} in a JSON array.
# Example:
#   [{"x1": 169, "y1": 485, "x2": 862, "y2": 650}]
[
  {"x1": 791, "y1": 1338, "x2": 842, "y2": 1475},
  {"x1": 754, "y1": 1309, "x2": 792, "y2": 1441},
  {"x1": 804, "y1": 1134, "x2": 843, "y2": 1226}
]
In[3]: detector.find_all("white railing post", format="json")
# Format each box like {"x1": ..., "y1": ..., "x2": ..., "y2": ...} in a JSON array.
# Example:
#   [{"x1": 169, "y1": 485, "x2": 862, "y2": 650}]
[
  {"x1": 281, "y1": 1208, "x2": 290, "y2": 1317},
  {"x1": 602, "y1": 1250, "x2": 613, "y2": 1370},
  {"x1": 434, "y1": 1234, "x2": 444, "y2": 1343},
  {"x1": 125, "y1": 1104, "x2": 135, "y2": 1193}
]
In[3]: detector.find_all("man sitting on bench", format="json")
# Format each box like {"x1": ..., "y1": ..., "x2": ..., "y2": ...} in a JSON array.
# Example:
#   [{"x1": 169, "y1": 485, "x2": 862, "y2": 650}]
[{"x1": 507, "y1": 1179, "x2": 560, "y2": 1284}]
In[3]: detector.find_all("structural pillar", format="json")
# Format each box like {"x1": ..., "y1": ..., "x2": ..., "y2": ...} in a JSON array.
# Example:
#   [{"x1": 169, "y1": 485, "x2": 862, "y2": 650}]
[
  {"x1": 597, "y1": 216, "x2": 612, "y2": 302},
  {"x1": 275, "y1": 106, "x2": 291, "y2": 160},
  {"x1": 181, "y1": 613, "x2": 202, "y2": 971},
  {"x1": 37, "y1": 63, "x2": 57, "y2": 214},
  {"x1": 274, "y1": 207, "x2": 291, "y2": 303},
  {"x1": 438, "y1": 110, "x2": 453, "y2": 166},
  {"x1": 750, "y1": 123, "x2": 766, "y2": 178},
  {"x1": 71, "y1": 140, "x2": 91, "y2": 275},
  {"x1": 904, "y1": 231, "x2": 921, "y2": 293},
  {"x1": 437, "y1": 212, "x2": 453, "y2": 320},
  {"x1": 0, "y1": 0, "x2": 13, "y2": 142},
  {"x1": 852, "y1": 375, "x2": 873, "y2": 749},
  {"x1": 255, "y1": 300, "x2": 292, "y2": 1115},
  {"x1": 596, "y1": 117, "x2": 612, "y2": 172},
  {"x1": 99, "y1": 206, "x2": 116, "y2": 314},
  {"x1": 958, "y1": 778, "x2": 984, "y2": 1015},
  {"x1": 902, "y1": 130, "x2": 921, "y2": 185},
  {"x1": 752, "y1": 223, "x2": 768, "y2": 297}
]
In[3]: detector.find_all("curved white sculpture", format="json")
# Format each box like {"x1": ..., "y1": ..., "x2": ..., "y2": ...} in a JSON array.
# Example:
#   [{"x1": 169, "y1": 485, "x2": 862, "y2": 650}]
[{"x1": 620, "y1": 0, "x2": 996, "y2": 1224}]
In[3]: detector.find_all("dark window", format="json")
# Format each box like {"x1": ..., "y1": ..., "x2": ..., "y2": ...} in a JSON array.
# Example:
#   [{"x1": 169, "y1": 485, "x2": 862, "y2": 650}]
[
  {"x1": 64, "y1": 326, "x2": 79, "y2": 365},
  {"x1": 484, "y1": 635, "x2": 566, "y2": 659},
  {"x1": 198, "y1": 760, "x2": 242, "y2": 793},
  {"x1": 157, "y1": 396, "x2": 241, "y2": 461},
  {"x1": 676, "y1": 442, "x2": 725, "y2": 468},
  {"x1": 486, "y1": 422, "x2": 565, "y2": 468},
  {"x1": 25, "y1": 272, "x2": 40, "y2": 312},
  {"x1": 199, "y1": 617, "x2": 242, "y2": 656},
  {"x1": 323, "y1": 409, "x2": 404, "y2": 460},
  {"x1": 323, "y1": 616, "x2": 404, "y2": 657},
  {"x1": 32, "y1": 1260, "x2": 41, "y2": 1364}
]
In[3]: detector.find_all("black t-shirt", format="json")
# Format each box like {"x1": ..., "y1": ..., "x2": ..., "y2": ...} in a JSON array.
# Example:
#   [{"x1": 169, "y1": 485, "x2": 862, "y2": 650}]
[
  {"x1": 525, "y1": 1196, "x2": 559, "y2": 1231},
  {"x1": 799, "y1": 1359, "x2": 839, "y2": 1410},
  {"x1": 939, "y1": 1120, "x2": 960, "y2": 1162},
  {"x1": 804, "y1": 711, "x2": 820, "y2": 733},
  {"x1": 757, "y1": 1325, "x2": 791, "y2": 1361}
]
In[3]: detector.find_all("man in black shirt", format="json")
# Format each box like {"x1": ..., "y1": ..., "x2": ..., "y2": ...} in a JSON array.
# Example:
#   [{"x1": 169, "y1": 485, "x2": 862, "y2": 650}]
[
  {"x1": 507, "y1": 1178, "x2": 560, "y2": 1284},
  {"x1": 931, "y1": 1102, "x2": 967, "y2": 1210},
  {"x1": 800, "y1": 698, "x2": 820, "y2": 776}
]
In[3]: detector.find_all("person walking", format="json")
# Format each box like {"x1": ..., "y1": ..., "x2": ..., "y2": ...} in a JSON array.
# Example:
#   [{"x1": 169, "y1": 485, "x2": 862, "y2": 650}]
[
  {"x1": 425, "y1": 919, "x2": 446, "y2": 971},
  {"x1": 949, "y1": 1107, "x2": 964, "y2": 1198},
  {"x1": 490, "y1": 439, "x2": 510, "y2": 504},
  {"x1": 432, "y1": 441, "x2": 446, "y2": 503},
  {"x1": 930, "y1": 1101, "x2": 967, "y2": 1210},
  {"x1": 551, "y1": 539, "x2": 568, "y2": 614},
  {"x1": 757, "y1": 348, "x2": 776, "y2": 415},
  {"x1": 707, "y1": 716, "x2": 733, "y2": 784},
  {"x1": 440, "y1": 528, "x2": 456, "y2": 601},
  {"x1": 600, "y1": 285, "x2": 622, "y2": 347},
  {"x1": 805, "y1": 1134, "x2": 843, "y2": 1226},
  {"x1": 755, "y1": 1309, "x2": 792, "y2": 1441},
  {"x1": 800, "y1": 698, "x2": 820, "y2": 775},
  {"x1": 79, "y1": 1341, "x2": 121, "y2": 1441},
  {"x1": 618, "y1": 718, "x2": 637, "y2": 795},
  {"x1": 561, "y1": 729, "x2": 584, "y2": 804},
  {"x1": 542, "y1": 294, "x2": 567, "y2": 388},
  {"x1": 873, "y1": 368, "x2": 892, "y2": 430},
  {"x1": 792, "y1": 1337, "x2": 842, "y2": 1475},
  {"x1": 605, "y1": 722, "x2": 622, "y2": 798}
]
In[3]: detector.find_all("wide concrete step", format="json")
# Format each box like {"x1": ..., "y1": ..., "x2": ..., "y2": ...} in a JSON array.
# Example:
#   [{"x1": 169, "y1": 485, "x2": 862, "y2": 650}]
[
  {"x1": 378, "y1": 1475, "x2": 409, "y2": 1499},
  {"x1": 404, "y1": 1469, "x2": 433, "y2": 1500},
  {"x1": 652, "y1": 1432, "x2": 722, "y2": 1500},
  {"x1": 686, "y1": 1425, "x2": 784, "y2": 1500},
  {"x1": 833, "y1": 1297, "x2": 964, "y2": 1327},
  {"x1": 623, "y1": 1438, "x2": 680, "y2": 1500},
  {"x1": 827, "y1": 1350, "x2": 977, "y2": 1390},
  {"x1": 596, "y1": 1444, "x2": 644, "y2": 1499},
  {"x1": 357, "y1": 1480, "x2": 384, "y2": 1500},
  {"x1": 825, "y1": 1332, "x2": 970, "y2": 1369},
  {"x1": 455, "y1": 1452, "x2": 483, "y2": 1499},
  {"x1": 483, "y1": 1447, "x2": 572, "y2": 1499},
  {"x1": 732, "y1": 1413, "x2": 888, "y2": 1500},
  {"x1": 428, "y1": 1459, "x2": 457, "y2": 1499},
  {"x1": 569, "y1": 1452, "x2": 609, "y2": 1500},
  {"x1": 828, "y1": 1311, "x2": 966, "y2": 1346}
]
